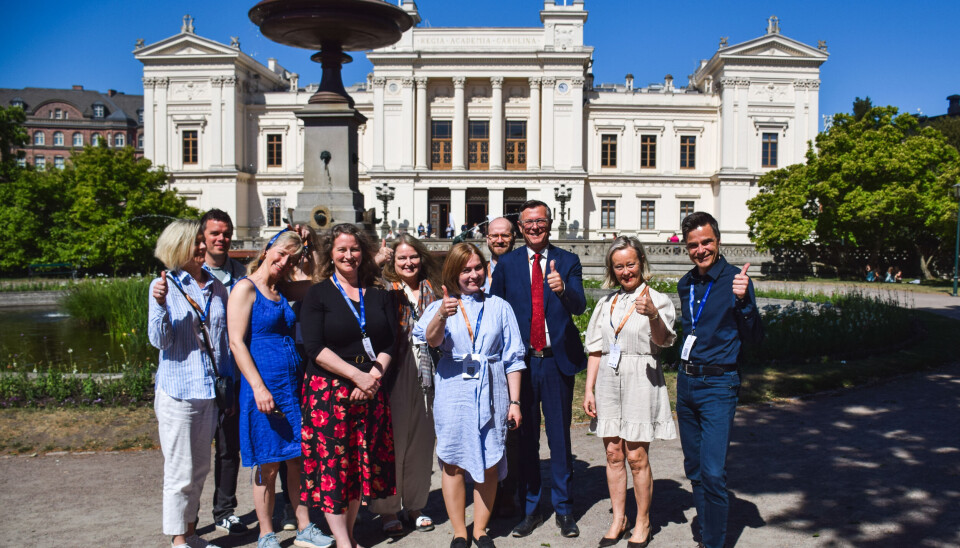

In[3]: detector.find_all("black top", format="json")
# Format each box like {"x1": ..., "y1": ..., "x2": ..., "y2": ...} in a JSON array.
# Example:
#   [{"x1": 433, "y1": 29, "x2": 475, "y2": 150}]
[
  {"x1": 300, "y1": 278, "x2": 396, "y2": 379},
  {"x1": 677, "y1": 255, "x2": 764, "y2": 365}
]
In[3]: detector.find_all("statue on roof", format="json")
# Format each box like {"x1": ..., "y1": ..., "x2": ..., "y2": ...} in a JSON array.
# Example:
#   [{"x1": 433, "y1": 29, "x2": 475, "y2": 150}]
[
  {"x1": 719, "y1": 36, "x2": 728, "y2": 48},
  {"x1": 818, "y1": 40, "x2": 828, "y2": 51},
  {"x1": 230, "y1": 36, "x2": 240, "y2": 49},
  {"x1": 766, "y1": 16, "x2": 780, "y2": 35},
  {"x1": 182, "y1": 15, "x2": 195, "y2": 34},
  {"x1": 135, "y1": 38, "x2": 145, "y2": 49}
]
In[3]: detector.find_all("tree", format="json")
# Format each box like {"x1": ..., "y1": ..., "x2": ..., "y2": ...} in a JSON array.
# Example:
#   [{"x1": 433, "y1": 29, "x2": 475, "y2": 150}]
[
  {"x1": 747, "y1": 104, "x2": 960, "y2": 279},
  {"x1": 852, "y1": 96, "x2": 873, "y2": 121},
  {"x1": 0, "y1": 105, "x2": 28, "y2": 182}
]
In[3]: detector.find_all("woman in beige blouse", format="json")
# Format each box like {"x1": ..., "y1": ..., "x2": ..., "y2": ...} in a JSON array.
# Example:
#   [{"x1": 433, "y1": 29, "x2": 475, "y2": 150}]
[{"x1": 582, "y1": 236, "x2": 677, "y2": 548}]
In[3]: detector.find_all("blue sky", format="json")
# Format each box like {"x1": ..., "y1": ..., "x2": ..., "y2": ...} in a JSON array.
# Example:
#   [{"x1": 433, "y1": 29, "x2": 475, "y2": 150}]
[{"x1": 3, "y1": 0, "x2": 958, "y2": 127}]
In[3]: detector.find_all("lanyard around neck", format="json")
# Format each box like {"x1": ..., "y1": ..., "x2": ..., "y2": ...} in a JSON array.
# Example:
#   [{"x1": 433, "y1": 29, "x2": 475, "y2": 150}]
[
  {"x1": 689, "y1": 281, "x2": 713, "y2": 335},
  {"x1": 332, "y1": 274, "x2": 366, "y2": 336},
  {"x1": 459, "y1": 295, "x2": 485, "y2": 353},
  {"x1": 610, "y1": 285, "x2": 649, "y2": 340},
  {"x1": 170, "y1": 273, "x2": 212, "y2": 323}
]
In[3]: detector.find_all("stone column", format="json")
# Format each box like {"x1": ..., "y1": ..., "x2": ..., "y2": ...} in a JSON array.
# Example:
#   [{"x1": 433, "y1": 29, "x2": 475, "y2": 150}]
[
  {"x1": 142, "y1": 77, "x2": 155, "y2": 161},
  {"x1": 451, "y1": 188, "x2": 466, "y2": 231},
  {"x1": 401, "y1": 77, "x2": 415, "y2": 169},
  {"x1": 489, "y1": 188, "x2": 504, "y2": 217},
  {"x1": 372, "y1": 77, "x2": 386, "y2": 170},
  {"x1": 413, "y1": 186, "x2": 429, "y2": 227},
  {"x1": 571, "y1": 77, "x2": 584, "y2": 171},
  {"x1": 735, "y1": 79, "x2": 750, "y2": 170},
  {"x1": 209, "y1": 76, "x2": 223, "y2": 168},
  {"x1": 222, "y1": 76, "x2": 237, "y2": 169},
  {"x1": 541, "y1": 77, "x2": 555, "y2": 170},
  {"x1": 719, "y1": 77, "x2": 736, "y2": 170},
  {"x1": 415, "y1": 77, "x2": 428, "y2": 170},
  {"x1": 528, "y1": 77, "x2": 541, "y2": 170},
  {"x1": 452, "y1": 76, "x2": 466, "y2": 170},
  {"x1": 490, "y1": 76, "x2": 504, "y2": 170},
  {"x1": 155, "y1": 77, "x2": 169, "y2": 167}
]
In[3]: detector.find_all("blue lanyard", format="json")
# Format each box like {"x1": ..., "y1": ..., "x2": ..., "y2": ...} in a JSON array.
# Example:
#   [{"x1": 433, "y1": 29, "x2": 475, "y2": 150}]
[
  {"x1": 460, "y1": 297, "x2": 485, "y2": 353},
  {"x1": 170, "y1": 273, "x2": 212, "y2": 323},
  {"x1": 688, "y1": 281, "x2": 713, "y2": 335},
  {"x1": 332, "y1": 274, "x2": 366, "y2": 336}
]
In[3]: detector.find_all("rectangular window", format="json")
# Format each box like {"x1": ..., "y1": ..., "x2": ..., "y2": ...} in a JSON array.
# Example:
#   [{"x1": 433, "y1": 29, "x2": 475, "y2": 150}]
[
  {"x1": 93, "y1": 105, "x2": 104, "y2": 118},
  {"x1": 431, "y1": 120, "x2": 452, "y2": 170},
  {"x1": 16, "y1": 157, "x2": 26, "y2": 168},
  {"x1": 266, "y1": 198, "x2": 282, "y2": 227},
  {"x1": 267, "y1": 134, "x2": 283, "y2": 167},
  {"x1": 505, "y1": 120, "x2": 527, "y2": 170},
  {"x1": 468, "y1": 120, "x2": 489, "y2": 170},
  {"x1": 762, "y1": 132, "x2": 778, "y2": 168},
  {"x1": 182, "y1": 130, "x2": 198, "y2": 165},
  {"x1": 680, "y1": 200, "x2": 695, "y2": 226},
  {"x1": 35, "y1": 156, "x2": 45, "y2": 170},
  {"x1": 73, "y1": 133, "x2": 83, "y2": 147},
  {"x1": 601, "y1": 199, "x2": 616, "y2": 229},
  {"x1": 680, "y1": 135, "x2": 696, "y2": 169},
  {"x1": 54, "y1": 156, "x2": 65, "y2": 170},
  {"x1": 640, "y1": 200, "x2": 656, "y2": 230},
  {"x1": 640, "y1": 135, "x2": 657, "y2": 168},
  {"x1": 601, "y1": 134, "x2": 617, "y2": 168},
  {"x1": 54, "y1": 108, "x2": 63, "y2": 120}
]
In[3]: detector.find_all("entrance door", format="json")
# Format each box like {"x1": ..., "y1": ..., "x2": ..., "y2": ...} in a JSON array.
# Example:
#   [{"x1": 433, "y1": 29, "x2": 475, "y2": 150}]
[{"x1": 429, "y1": 202, "x2": 449, "y2": 238}]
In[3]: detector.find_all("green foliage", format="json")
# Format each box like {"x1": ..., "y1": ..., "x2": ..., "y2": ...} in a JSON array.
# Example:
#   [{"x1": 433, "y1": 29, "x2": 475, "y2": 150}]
[
  {"x1": 852, "y1": 96, "x2": 873, "y2": 121},
  {"x1": 923, "y1": 115, "x2": 960, "y2": 155},
  {"x1": 747, "y1": 103, "x2": 960, "y2": 277},
  {"x1": 0, "y1": 105, "x2": 28, "y2": 181},
  {"x1": 0, "y1": 143, "x2": 199, "y2": 275},
  {"x1": 62, "y1": 277, "x2": 151, "y2": 352},
  {"x1": 0, "y1": 363, "x2": 156, "y2": 408}
]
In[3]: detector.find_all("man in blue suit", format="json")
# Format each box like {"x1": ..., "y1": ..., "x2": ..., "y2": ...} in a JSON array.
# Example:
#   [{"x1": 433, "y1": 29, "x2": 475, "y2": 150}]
[{"x1": 490, "y1": 200, "x2": 587, "y2": 538}]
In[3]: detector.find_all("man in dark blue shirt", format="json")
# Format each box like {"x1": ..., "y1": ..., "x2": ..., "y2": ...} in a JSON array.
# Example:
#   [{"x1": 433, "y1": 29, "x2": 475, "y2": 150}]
[{"x1": 676, "y1": 212, "x2": 763, "y2": 548}]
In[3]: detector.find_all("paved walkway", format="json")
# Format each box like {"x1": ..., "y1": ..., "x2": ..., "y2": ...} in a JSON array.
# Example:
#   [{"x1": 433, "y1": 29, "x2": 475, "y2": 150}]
[{"x1": 2, "y1": 362, "x2": 958, "y2": 547}]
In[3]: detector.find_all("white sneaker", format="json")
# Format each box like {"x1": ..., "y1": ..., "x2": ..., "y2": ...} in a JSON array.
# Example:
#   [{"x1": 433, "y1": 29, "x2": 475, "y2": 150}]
[{"x1": 172, "y1": 534, "x2": 221, "y2": 548}]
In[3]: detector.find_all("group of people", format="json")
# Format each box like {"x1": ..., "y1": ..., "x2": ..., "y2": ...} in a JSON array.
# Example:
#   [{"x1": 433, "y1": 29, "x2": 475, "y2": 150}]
[
  {"x1": 148, "y1": 203, "x2": 762, "y2": 548},
  {"x1": 864, "y1": 264, "x2": 902, "y2": 283}
]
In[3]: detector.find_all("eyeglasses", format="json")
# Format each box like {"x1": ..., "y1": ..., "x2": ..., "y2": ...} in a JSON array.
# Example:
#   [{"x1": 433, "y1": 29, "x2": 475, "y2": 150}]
[
  {"x1": 487, "y1": 233, "x2": 512, "y2": 240},
  {"x1": 520, "y1": 219, "x2": 549, "y2": 228}
]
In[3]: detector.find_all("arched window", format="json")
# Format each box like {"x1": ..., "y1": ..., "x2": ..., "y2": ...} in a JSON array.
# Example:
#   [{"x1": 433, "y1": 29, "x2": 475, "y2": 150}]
[
  {"x1": 73, "y1": 133, "x2": 83, "y2": 147},
  {"x1": 53, "y1": 132, "x2": 64, "y2": 146},
  {"x1": 91, "y1": 133, "x2": 101, "y2": 146},
  {"x1": 114, "y1": 134, "x2": 125, "y2": 147},
  {"x1": 34, "y1": 131, "x2": 45, "y2": 146}
]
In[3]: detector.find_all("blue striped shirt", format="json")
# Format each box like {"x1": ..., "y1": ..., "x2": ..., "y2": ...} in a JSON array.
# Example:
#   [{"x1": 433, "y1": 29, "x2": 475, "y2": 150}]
[{"x1": 148, "y1": 270, "x2": 231, "y2": 400}]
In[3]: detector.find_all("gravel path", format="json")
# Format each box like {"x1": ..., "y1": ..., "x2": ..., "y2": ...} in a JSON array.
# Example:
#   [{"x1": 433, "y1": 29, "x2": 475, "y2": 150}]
[{"x1": 3, "y1": 362, "x2": 958, "y2": 547}]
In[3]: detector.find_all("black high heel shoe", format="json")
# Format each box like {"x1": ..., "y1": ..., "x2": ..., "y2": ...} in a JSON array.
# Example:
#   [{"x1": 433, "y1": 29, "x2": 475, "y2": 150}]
[{"x1": 598, "y1": 520, "x2": 632, "y2": 547}]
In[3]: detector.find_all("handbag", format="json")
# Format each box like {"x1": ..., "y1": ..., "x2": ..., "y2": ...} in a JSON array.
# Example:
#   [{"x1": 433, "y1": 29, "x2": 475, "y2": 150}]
[{"x1": 168, "y1": 271, "x2": 234, "y2": 410}]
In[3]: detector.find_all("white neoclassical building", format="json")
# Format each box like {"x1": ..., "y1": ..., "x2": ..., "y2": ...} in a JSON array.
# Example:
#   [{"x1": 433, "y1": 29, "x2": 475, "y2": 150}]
[{"x1": 135, "y1": 1, "x2": 827, "y2": 244}]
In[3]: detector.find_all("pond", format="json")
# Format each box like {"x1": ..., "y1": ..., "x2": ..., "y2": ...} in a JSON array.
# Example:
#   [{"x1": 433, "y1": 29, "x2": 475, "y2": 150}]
[{"x1": 0, "y1": 306, "x2": 153, "y2": 373}]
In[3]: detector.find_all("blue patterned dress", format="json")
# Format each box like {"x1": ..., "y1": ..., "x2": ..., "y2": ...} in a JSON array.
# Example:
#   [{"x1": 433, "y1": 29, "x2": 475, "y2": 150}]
[
  {"x1": 413, "y1": 292, "x2": 526, "y2": 483},
  {"x1": 238, "y1": 279, "x2": 303, "y2": 466}
]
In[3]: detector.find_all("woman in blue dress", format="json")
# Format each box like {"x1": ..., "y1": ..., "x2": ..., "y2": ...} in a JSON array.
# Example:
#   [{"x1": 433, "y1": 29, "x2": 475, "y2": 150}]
[
  {"x1": 413, "y1": 243, "x2": 525, "y2": 548},
  {"x1": 227, "y1": 229, "x2": 332, "y2": 548}
]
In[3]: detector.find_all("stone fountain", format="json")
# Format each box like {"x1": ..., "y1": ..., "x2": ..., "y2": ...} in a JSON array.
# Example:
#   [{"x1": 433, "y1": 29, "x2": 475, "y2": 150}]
[{"x1": 249, "y1": 0, "x2": 415, "y2": 230}]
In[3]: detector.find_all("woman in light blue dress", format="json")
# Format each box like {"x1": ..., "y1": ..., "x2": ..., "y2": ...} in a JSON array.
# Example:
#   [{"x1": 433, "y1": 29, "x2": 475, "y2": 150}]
[{"x1": 413, "y1": 243, "x2": 525, "y2": 548}]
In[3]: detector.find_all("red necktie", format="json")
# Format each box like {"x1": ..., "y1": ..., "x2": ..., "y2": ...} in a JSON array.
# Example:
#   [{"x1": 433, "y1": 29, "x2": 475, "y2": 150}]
[{"x1": 530, "y1": 253, "x2": 546, "y2": 351}]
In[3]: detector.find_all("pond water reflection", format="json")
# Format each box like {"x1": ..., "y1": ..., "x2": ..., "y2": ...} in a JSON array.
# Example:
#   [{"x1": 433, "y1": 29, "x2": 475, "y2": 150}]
[{"x1": 0, "y1": 306, "x2": 152, "y2": 373}]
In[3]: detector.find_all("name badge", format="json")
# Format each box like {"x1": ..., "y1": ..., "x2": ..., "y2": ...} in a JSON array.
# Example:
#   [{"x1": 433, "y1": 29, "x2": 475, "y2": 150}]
[
  {"x1": 680, "y1": 334, "x2": 697, "y2": 361},
  {"x1": 361, "y1": 336, "x2": 377, "y2": 362},
  {"x1": 606, "y1": 343, "x2": 621, "y2": 369},
  {"x1": 462, "y1": 353, "x2": 483, "y2": 379}
]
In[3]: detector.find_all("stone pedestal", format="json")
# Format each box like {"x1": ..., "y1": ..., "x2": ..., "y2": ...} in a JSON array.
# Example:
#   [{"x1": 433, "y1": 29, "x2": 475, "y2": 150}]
[{"x1": 294, "y1": 103, "x2": 367, "y2": 230}]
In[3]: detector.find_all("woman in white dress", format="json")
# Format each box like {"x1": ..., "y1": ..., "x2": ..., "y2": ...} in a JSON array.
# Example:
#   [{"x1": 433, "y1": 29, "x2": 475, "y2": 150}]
[{"x1": 582, "y1": 236, "x2": 677, "y2": 548}]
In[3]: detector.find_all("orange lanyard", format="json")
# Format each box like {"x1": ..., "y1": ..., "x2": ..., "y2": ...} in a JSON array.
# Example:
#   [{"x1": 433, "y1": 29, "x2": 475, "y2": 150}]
[
  {"x1": 610, "y1": 285, "x2": 650, "y2": 339},
  {"x1": 458, "y1": 297, "x2": 484, "y2": 351}
]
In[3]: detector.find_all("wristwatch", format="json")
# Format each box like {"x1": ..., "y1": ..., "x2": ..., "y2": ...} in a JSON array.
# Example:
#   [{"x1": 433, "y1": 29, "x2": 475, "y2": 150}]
[{"x1": 509, "y1": 400, "x2": 521, "y2": 407}]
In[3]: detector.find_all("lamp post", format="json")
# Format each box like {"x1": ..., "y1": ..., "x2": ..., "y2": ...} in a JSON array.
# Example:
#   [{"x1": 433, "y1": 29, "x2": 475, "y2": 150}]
[
  {"x1": 554, "y1": 182, "x2": 572, "y2": 238},
  {"x1": 953, "y1": 183, "x2": 960, "y2": 297},
  {"x1": 376, "y1": 183, "x2": 395, "y2": 238}
]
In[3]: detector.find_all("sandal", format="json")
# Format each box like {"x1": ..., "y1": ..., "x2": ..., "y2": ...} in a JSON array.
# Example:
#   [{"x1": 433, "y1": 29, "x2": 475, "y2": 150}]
[
  {"x1": 415, "y1": 514, "x2": 435, "y2": 532},
  {"x1": 382, "y1": 518, "x2": 404, "y2": 538}
]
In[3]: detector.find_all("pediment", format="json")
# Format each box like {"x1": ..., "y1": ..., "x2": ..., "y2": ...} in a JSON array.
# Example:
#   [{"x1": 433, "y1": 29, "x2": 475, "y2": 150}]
[
  {"x1": 721, "y1": 34, "x2": 827, "y2": 61},
  {"x1": 135, "y1": 33, "x2": 240, "y2": 59}
]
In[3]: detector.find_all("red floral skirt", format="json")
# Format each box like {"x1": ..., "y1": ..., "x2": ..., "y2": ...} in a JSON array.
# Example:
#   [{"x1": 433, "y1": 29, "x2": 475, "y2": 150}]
[{"x1": 300, "y1": 372, "x2": 396, "y2": 514}]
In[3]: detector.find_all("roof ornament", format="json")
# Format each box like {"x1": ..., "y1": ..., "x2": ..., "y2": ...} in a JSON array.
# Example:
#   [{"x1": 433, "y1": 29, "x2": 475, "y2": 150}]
[
  {"x1": 818, "y1": 40, "x2": 828, "y2": 51},
  {"x1": 135, "y1": 38, "x2": 145, "y2": 49},
  {"x1": 182, "y1": 14, "x2": 195, "y2": 34},
  {"x1": 719, "y1": 36, "x2": 728, "y2": 48},
  {"x1": 766, "y1": 15, "x2": 780, "y2": 35},
  {"x1": 230, "y1": 36, "x2": 240, "y2": 49}
]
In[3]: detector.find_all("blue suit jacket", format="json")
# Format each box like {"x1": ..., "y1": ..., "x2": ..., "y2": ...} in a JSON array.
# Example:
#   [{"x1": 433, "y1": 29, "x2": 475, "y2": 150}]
[{"x1": 490, "y1": 244, "x2": 587, "y2": 376}]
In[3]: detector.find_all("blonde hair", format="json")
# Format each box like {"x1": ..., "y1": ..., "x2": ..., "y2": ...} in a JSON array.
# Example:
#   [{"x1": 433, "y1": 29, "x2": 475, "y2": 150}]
[
  {"x1": 441, "y1": 243, "x2": 487, "y2": 296},
  {"x1": 603, "y1": 236, "x2": 652, "y2": 289},
  {"x1": 154, "y1": 219, "x2": 201, "y2": 270},
  {"x1": 248, "y1": 230, "x2": 304, "y2": 275}
]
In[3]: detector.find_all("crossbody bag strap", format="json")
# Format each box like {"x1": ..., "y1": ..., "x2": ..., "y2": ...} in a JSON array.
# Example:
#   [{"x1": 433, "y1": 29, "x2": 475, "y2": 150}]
[{"x1": 167, "y1": 271, "x2": 221, "y2": 378}]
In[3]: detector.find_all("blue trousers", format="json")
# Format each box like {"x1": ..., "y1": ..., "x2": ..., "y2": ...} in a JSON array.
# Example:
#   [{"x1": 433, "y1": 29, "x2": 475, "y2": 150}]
[
  {"x1": 676, "y1": 370, "x2": 740, "y2": 548},
  {"x1": 517, "y1": 356, "x2": 575, "y2": 517}
]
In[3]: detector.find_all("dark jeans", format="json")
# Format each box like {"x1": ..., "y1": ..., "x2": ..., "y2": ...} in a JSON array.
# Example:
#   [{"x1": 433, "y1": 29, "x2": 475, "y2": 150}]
[
  {"x1": 676, "y1": 370, "x2": 740, "y2": 548},
  {"x1": 212, "y1": 406, "x2": 241, "y2": 522},
  {"x1": 517, "y1": 356, "x2": 575, "y2": 517}
]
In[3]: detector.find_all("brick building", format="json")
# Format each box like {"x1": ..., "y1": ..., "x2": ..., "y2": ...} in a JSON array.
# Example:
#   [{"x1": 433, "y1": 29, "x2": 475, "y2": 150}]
[{"x1": 0, "y1": 86, "x2": 144, "y2": 169}]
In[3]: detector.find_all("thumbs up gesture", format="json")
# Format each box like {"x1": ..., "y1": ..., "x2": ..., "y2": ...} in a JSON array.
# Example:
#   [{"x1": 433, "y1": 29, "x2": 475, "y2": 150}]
[
  {"x1": 439, "y1": 285, "x2": 459, "y2": 319},
  {"x1": 546, "y1": 259, "x2": 564, "y2": 294},
  {"x1": 153, "y1": 270, "x2": 169, "y2": 306},
  {"x1": 374, "y1": 237, "x2": 394, "y2": 267},
  {"x1": 732, "y1": 263, "x2": 751, "y2": 300}
]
